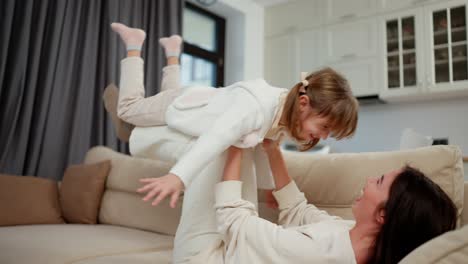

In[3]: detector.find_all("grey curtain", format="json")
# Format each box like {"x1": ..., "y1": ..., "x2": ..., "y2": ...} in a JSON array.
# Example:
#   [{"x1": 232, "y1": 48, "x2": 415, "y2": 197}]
[{"x1": 0, "y1": 0, "x2": 183, "y2": 179}]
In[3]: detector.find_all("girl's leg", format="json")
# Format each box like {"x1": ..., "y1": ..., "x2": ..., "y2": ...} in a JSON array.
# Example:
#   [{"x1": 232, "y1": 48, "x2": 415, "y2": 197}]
[
  {"x1": 160, "y1": 36, "x2": 182, "y2": 92},
  {"x1": 117, "y1": 56, "x2": 182, "y2": 127},
  {"x1": 105, "y1": 23, "x2": 183, "y2": 134}
]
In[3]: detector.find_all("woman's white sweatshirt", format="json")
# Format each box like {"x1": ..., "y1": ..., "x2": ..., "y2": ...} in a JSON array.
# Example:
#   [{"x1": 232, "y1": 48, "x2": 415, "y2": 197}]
[{"x1": 191, "y1": 180, "x2": 357, "y2": 264}]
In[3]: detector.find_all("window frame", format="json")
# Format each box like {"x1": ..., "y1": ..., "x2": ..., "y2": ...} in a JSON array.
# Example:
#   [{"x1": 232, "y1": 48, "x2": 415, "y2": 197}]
[{"x1": 183, "y1": 2, "x2": 226, "y2": 87}]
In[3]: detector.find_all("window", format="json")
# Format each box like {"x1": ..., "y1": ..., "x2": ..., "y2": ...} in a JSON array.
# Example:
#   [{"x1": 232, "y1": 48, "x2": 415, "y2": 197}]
[{"x1": 182, "y1": 2, "x2": 225, "y2": 87}]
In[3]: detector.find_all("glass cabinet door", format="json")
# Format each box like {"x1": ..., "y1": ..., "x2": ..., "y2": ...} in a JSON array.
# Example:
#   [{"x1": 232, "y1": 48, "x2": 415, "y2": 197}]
[
  {"x1": 386, "y1": 16, "x2": 417, "y2": 89},
  {"x1": 432, "y1": 5, "x2": 467, "y2": 83}
]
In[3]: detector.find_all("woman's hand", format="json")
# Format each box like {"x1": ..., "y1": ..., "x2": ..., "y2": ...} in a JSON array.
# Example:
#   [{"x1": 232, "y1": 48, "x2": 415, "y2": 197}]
[{"x1": 137, "y1": 173, "x2": 184, "y2": 208}]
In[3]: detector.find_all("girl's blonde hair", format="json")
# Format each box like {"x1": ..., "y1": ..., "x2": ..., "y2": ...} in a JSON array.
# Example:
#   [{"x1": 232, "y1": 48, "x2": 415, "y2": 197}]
[{"x1": 279, "y1": 67, "x2": 359, "y2": 151}]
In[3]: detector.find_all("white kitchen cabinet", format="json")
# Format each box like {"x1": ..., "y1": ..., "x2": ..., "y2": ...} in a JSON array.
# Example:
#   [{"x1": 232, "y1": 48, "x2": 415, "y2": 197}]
[
  {"x1": 322, "y1": 17, "x2": 380, "y2": 97},
  {"x1": 324, "y1": 17, "x2": 378, "y2": 63},
  {"x1": 265, "y1": 0, "x2": 322, "y2": 37},
  {"x1": 380, "y1": 8, "x2": 426, "y2": 99},
  {"x1": 329, "y1": 58, "x2": 380, "y2": 97},
  {"x1": 264, "y1": 29, "x2": 324, "y2": 89},
  {"x1": 264, "y1": 34, "x2": 297, "y2": 89},
  {"x1": 426, "y1": 1, "x2": 468, "y2": 93},
  {"x1": 297, "y1": 29, "x2": 324, "y2": 74},
  {"x1": 380, "y1": 0, "x2": 438, "y2": 12},
  {"x1": 264, "y1": 0, "x2": 381, "y2": 98},
  {"x1": 324, "y1": 0, "x2": 377, "y2": 23},
  {"x1": 380, "y1": 0, "x2": 468, "y2": 101}
]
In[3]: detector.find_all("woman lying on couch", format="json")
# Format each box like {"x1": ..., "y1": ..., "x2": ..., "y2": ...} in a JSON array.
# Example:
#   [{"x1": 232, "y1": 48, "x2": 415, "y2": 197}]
[{"x1": 191, "y1": 140, "x2": 458, "y2": 264}]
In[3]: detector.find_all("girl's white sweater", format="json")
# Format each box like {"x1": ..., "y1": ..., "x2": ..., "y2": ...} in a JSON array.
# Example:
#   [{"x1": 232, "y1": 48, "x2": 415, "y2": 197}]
[{"x1": 133, "y1": 79, "x2": 288, "y2": 189}]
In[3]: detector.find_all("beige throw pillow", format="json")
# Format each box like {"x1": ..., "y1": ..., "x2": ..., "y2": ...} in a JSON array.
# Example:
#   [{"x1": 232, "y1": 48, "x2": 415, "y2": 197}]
[
  {"x1": 0, "y1": 174, "x2": 65, "y2": 226},
  {"x1": 60, "y1": 160, "x2": 110, "y2": 224},
  {"x1": 400, "y1": 225, "x2": 468, "y2": 263}
]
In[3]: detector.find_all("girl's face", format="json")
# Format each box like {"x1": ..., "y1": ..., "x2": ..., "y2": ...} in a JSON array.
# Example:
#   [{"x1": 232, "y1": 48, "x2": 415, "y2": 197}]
[
  {"x1": 352, "y1": 169, "x2": 401, "y2": 225},
  {"x1": 297, "y1": 95, "x2": 331, "y2": 142}
]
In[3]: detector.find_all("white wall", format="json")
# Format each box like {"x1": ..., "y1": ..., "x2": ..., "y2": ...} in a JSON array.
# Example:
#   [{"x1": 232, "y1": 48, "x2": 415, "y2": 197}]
[
  {"x1": 188, "y1": 0, "x2": 264, "y2": 85},
  {"x1": 323, "y1": 97, "x2": 468, "y2": 156}
]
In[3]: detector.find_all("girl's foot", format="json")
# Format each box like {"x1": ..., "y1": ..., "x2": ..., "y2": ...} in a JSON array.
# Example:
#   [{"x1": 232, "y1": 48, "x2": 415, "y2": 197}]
[
  {"x1": 110, "y1": 22, "x2": 146, "y2": 51},
  {"x1": 159, "y1": 35, "x2": 183, "y2": 58}
]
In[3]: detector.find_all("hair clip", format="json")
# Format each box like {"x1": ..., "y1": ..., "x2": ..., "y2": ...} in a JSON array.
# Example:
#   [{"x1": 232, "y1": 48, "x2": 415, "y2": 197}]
[{"x1": 301, "y1": 79, "x2": 309, "y2": 87}]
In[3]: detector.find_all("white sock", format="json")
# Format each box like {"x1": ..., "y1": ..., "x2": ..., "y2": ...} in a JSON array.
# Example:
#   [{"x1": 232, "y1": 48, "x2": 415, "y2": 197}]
[
  {"x1": 159, "y1": 35, "x2": 183, "y2": 58},
  {"x1": 110, "y1": 22, "x2": 146, "y2": 51}
]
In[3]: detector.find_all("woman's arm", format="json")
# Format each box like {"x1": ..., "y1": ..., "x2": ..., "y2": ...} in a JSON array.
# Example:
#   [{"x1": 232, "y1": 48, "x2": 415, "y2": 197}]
[
  {"x1": 262, "y1": 139, "x2": 292, "y2": 190},
  {"x1": 214, "y1": 153, "x2": 338, "y2": 263},
  {"x1": 213, "y1": 144, "x2": 346, "y2": 263},
  {"x1": 223, "y1": 146, "x2": 243, "y2": 182},
  {"x1": 214, "y1": 150, "x2": 319, "y2": 263},
  {"x1": 262, "y1": 139, "x2": 339, "y2": 227}
]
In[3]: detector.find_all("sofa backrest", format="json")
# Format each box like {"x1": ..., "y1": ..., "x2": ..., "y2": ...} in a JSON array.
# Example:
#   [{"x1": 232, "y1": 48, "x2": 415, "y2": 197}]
[
  {"x1": 84, "y1": 146, "x2": 181, "y2": 236},
  {"x1": 258, "y1": 145, "x2": 465, "y2": 226},
  {"x1": 84, "y1": 145, "x2": 465, "y2": 236}
]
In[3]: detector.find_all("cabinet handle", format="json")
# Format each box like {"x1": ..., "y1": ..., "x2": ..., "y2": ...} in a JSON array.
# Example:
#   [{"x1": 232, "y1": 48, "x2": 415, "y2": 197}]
[
  {"x1": 341, "y1": 53, "x2": 357, "y2": 60},
  {"x1": 412, "y1": 0, "x2": 429, "y2": 6},
  {"x1": 340, "y1": 14, "x2": 357, "y2": 20}
]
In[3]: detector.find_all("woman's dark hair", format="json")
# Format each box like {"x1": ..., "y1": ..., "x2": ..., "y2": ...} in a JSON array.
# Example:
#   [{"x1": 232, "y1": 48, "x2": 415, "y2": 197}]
[{"x1": 369, "y1": 165, "x2": 457, "y2": 264}]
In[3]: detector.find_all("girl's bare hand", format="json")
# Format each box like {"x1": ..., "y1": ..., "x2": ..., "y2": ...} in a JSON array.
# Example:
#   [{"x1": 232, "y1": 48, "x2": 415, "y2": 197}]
[{"x1": 137, "y1": 173, "x2": 184, "y2": 208}]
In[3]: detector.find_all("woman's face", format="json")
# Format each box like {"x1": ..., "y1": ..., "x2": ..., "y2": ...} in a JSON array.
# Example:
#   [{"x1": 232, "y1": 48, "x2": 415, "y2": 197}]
[
  {"x1": 352, "y1": 168, "x2": 401, "y2": 225},
  {"x1": 296, "y1": 95, "x2": 331, "y2": 142}
]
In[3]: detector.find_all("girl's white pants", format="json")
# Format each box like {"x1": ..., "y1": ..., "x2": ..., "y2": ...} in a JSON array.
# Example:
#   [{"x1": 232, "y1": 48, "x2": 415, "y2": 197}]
[{"x1": 117, "y1": 57, "x2": 182, "y2": 127}]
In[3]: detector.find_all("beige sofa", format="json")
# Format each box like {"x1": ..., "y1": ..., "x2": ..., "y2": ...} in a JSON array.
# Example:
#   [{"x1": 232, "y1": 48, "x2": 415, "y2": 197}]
[{"x1": 0, "y1": 145, "x2": 467, "y2": 264}]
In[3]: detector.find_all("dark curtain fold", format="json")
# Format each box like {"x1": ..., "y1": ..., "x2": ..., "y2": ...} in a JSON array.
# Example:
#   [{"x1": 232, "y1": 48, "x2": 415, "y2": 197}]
[{"x1": 0, "y1": 0, "x2": 183, "y2": 179}]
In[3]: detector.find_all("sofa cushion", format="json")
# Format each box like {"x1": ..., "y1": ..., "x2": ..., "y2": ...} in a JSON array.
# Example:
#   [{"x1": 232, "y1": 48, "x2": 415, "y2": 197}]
[
  {"x1": 60, "y1": 160, "x2": 111, "y2": 224},
  {"x1": 259, "y1": 145, "x2": 464, "y2": 223},
  {"x1": 399, "y1": 225, "x2": 468, "y2": 263},
  {"x1": 83, "y1": 146, "x2": 181, "y2": 235},
  {"x1": 0, "y1": 174, "x2": 64, "y2": 226},
  {"x1": 72, "y1": 250, "x2": 172, "y2": 264},
  {"x1": 99, "y1": 189, "x2": 182, "y2": 236},
  {"x1": 0, "y1": 224, "x2": 174, "y2": 264}
]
